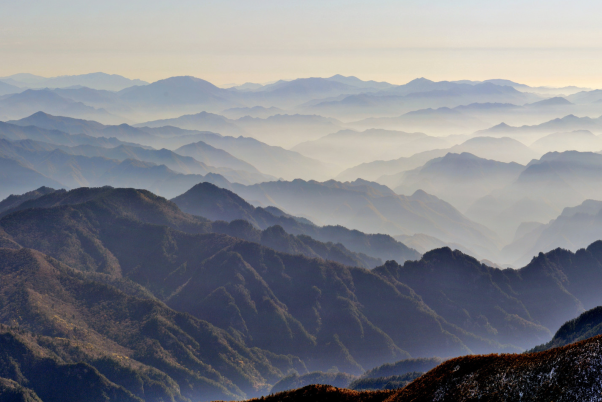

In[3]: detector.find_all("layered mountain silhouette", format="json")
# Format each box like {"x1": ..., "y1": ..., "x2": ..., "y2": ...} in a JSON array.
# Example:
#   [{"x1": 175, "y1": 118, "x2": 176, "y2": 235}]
[
  {"x1": 253, "y1": 332, "x2": 602, "y2": 402},
  {"x1": 337, "y1": 136, "x2": 539, "y2": 182},
  {"x1": 136, "y1": 111, "x2": 245, "y2": 136},
  {"x1": 0, "y1": 90, "x2": 120, "y2": 123},
  {"x1": 391, "y1": 153, "x2": 525, "y2": 211},
  {"x1": 175, "y1": 136, "x2": 335, "y2": 180},
  {"x1": 0, "y1": 72, "x2": 148, "y2": 91},
  {"x1": 196, "y1": 176, "x2": 502, "y2": 259},
  {"x1": 4, "y1": 184, "x2": 602, "y2": 399},
  {"x1": 502, "y1": 199, "x2": 602, "y2": 266},
  {"x1": 9, "y1": 112, "x2": 335, "y2": 181},
  {"x1": 0, "y1": 80, "x2": 21, "y2": 96},
  {"x1": 117, "y1": 76, "x2": 238, "y2": 114},
  {"x1": 476, "y1": 114, "x2": 602, "y2": 142},
  {"x1": 350, "y1": 107, "x2": 488, "y2": 135},
  {"x1": 139, "y1": 112, "x2": 344, "y2": 148},
  {"x1": 530, "y1": 129, "x2": 602, "y2": 153},
  {"x1": 291, "y1": 129, "x2": 450, "y2": 168},
  {"x1": 0, "y1": 156, "x2": 64, "y2": 200},
  {"x1": 0, "y1": 136, "x2": 271, "y2": 197},
  {"x1": 171, "y1": 182, "x2": 420, "y2": 265},
  {"x1": 220, "y1": 106, "x2": 285, "y2": 119},
  {"x1": 467, "y1": 150, "x2": 602, "y2": 243}
]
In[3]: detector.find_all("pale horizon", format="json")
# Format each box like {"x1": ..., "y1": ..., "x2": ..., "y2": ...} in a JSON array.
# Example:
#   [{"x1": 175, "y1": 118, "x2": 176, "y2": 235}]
[
  {"x1": 0, "y1": 69, "x2": 599, "y2": 90},
  {"x1": 2, "y1": 0, "x2": 602, "y2": 88}
]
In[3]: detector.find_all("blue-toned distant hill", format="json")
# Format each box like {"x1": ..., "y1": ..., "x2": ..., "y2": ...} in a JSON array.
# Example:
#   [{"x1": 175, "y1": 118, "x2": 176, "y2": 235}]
[{"x1": 0, "y1": 72, "x2": 148, "y2": 91}]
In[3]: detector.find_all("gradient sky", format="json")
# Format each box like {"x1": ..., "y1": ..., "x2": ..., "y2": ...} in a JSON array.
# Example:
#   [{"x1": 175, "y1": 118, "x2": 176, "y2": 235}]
[{"x1": 1, "y1": 0, "x2": 602, "y2": 87}]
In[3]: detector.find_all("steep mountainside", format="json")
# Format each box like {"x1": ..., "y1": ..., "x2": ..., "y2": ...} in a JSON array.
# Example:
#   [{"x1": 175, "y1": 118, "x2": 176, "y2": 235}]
[
  {"x1": 0, "y1": 185, "x2": 381, "y2": 269},
  {"x1": 0, "y1": 187, "x2": 529, "y2": 376},
  {"x1": 531, "y1": 306, "x2": 602, "y2": 352},
  {"x1": 376, "y1": 241, "x2": 602, "y2": 344},
  {"x1": 0, "y1": 136, "x2": 270, "y2": 198},
  {"x1": 0, "y1": 247, "x2": 295, "y2": 401},
  {"x1": 4, "y1": 186, "x2": 602, "y2": 399},
  {"x1": 361, "y1": 358, "x2": 443, "y2": 379}
]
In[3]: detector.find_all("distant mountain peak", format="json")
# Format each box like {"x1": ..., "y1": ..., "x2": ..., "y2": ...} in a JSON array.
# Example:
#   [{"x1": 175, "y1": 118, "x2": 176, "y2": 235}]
[
  {"x1": 407, "y1": 77, "x2": 434, "y2": 84},
  {"x1": 529, "y1": 96, "x2": 573, "y2": 107}
]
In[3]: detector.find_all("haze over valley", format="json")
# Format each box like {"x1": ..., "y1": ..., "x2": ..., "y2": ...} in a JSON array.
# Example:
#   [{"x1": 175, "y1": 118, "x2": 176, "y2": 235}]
[{"x1": 5, "y1": 0, "x2": 602, "y2": 400}]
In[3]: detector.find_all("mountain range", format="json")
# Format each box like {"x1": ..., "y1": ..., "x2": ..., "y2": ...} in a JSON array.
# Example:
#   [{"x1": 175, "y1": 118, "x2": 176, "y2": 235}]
[
  {"x1": 391, "y1": 153, "x2": 525, "y2": 212},
  {"x1": 337, "y1": 136, "x2": 539, "y2": 182},
  {"x1": 171, "y1": 182, "x2": 420, "y2": 266},
  {"x1": 0, "y1": 90, "x2": 119, "y2": 123},
  {"x1": 291, "y1": 129, "x2": 451, "y2": 169},
  {"x1": 0, "y1": 72, "x2": 148, "y2": 91},
  {"x1": 196, "y1": 176, "x2": 503, "y2": 260},
  {"x1": 466, "y1": 150, "x2": 602, "y2": 244},
  {"x1": 4, "y1": 182, "x2": 602, "y2": 399}
]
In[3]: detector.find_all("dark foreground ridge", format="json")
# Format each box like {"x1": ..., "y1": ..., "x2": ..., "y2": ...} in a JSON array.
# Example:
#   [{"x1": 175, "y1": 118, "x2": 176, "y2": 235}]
[
  {"x1": 222, "y1": 384, "x2": 394, "y2": 402},
  {"x1": 237, "y1": 335, "x2": 602, "y2": 401}
]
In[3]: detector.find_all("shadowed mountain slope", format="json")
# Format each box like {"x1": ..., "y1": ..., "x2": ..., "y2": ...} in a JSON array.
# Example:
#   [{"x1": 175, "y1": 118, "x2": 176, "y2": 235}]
[
  {"x1": 0, "y1": 247, "x2": 295, "y2": 401},
  {"x1": 0, "y1": 186, "x2": 57, "y2": 214},
  {"x1": 4, "y1": 186, "x2": 602, "y2": 399},
  {"x1": 0, "y1": 187, "x2": 527, "y2": 375},
  {"x1": 531, "y1": 306, "x2": 602, "y2": 352}
]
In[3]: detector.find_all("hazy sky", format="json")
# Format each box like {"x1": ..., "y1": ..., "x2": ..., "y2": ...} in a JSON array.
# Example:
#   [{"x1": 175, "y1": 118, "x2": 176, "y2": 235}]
[{"x1": 2, "y1": 0, "x2": 602, "y2": 87}]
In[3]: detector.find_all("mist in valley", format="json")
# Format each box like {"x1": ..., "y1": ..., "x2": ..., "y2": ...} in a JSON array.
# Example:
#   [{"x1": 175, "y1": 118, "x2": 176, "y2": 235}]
[{"x1": 5, "y1": 0, "x2": 602, "y2": 399}]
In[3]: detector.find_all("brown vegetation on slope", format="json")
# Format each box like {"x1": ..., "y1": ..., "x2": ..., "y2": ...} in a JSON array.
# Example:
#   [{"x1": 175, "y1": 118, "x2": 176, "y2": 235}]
[
  {"x1": 222, "y1": 384, "x2": 394, "y2": 402},
  {"x1": 239, "y1": 335, "x2": 602, "y2": 402}
]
